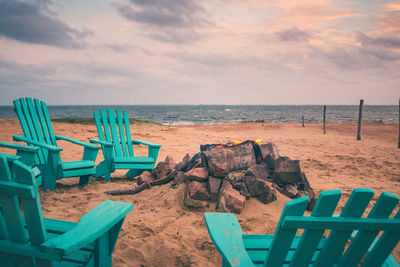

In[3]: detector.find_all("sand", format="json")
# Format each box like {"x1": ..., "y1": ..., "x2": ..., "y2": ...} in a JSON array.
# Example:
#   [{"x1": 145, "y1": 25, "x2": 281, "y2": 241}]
[{"x1": 0, "y1": 117, "x2": 399, "y2": 266}]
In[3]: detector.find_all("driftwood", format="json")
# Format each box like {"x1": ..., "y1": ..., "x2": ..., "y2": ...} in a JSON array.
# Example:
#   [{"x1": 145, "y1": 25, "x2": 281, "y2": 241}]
[{"x1": 105, "y1": 170, "x2": 177, "y2": 195}]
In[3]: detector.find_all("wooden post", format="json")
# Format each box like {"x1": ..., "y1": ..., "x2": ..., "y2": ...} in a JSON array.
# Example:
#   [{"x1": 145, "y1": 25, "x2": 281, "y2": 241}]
[
  {"x1": 357, "y1": 99, "x2": 364, "y2": 141},
  {"x1": 302, "y1": 116, "x2": 305, "y2": 127},
  {"x1": 323, "y1": 105, "x2": 327, "y2": 134},
  {"x1": 398, "y1": 98, "x2": 400, "y2": 148}
]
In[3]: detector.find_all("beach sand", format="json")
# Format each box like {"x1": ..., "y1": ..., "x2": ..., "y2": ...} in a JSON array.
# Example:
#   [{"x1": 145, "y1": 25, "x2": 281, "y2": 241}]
[{"x1": 0, "y1": 117, "x2": 399, "y2": 266}]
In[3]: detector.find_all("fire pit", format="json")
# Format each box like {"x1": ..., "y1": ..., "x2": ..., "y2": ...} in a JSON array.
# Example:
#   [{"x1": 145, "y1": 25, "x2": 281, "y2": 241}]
[{"x1": 106, "y1": 140, "x2": 316, "y2": 214}]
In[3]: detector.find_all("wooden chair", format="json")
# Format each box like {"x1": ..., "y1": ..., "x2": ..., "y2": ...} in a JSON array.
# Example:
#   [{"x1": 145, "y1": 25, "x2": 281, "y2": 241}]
[
  {"x1": 0, "y1": 141, "x2": 41, "y2": 186},
  {"x1": 12, "y1": 97, "x2": 100, "y2": 191},
  {"x1": 90, "y1": 108, "x2": 161, "y2": 182},
  {"x1": 0, "y1": 156, "x2": 133, "y2": 266},
  {"x1": 205, "y1": 188, "x2": 400, "y2": 266}
]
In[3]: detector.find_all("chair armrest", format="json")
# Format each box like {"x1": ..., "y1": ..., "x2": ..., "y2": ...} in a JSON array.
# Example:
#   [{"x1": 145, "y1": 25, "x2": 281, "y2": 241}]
[
  {"x1": 132, "y1": 140, "x2": 162, "y2": 148},
  {"x1": 40, "y1": 200, "x2": 133, "y2": 256},
  {"x1": 89, "y1": 139, "x2": 114, "y2": 147},
  {"x1": 55, "y1": 135, "x2": 99, "y2": 150},
  {"x1": 204, "y1": 213, "x2": 254, "y2": 267},
  {"x1": 13, "y1": 136, "x2": 62, "y2": 152},
  {"x1": 0, "y1": 141, "x2": 39, "y2": 153}
]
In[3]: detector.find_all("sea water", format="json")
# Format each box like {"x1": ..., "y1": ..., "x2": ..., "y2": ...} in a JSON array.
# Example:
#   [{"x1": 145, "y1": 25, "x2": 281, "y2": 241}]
[{"x1": 0, "y1": 105, "x2": 397, "y2": 125}]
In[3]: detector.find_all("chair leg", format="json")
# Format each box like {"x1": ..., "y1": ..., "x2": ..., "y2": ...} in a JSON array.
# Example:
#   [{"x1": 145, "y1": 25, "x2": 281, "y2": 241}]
[
  {"x1": 79, "y1": 175, "x2": 91, "y2": 186},
  {"x1": 95, "y1": 232, "x2": 112, "y2": 267},
  {"x1": 126, "y1": 169, "x2": 145, "y2": 178},
  {"x1": 95, "y1": 161, "x2": 113, "y2": 182}
]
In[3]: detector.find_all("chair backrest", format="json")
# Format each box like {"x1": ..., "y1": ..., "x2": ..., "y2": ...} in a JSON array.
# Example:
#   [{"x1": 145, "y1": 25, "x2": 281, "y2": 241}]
[
  {"x1": 13, "y1": 97, "x2": 57, "y2": 166},
  {"x1": 0, "y1": 156, "x2": 47, "y2": 266},
  {"x1": 93, "y1": 109, "x2": 134, "y2": 158},
  {"x1": 266, "y1": 188, "x2": 400, "y2": 267}
]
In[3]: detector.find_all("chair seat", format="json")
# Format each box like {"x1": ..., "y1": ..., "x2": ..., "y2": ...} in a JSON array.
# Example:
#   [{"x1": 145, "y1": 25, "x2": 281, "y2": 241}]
[
  {"x1": 60, "y1": 160, "x2": 95, "y2": 171},
  {"x1": 114, "y1": 156, "x2": 155, "y2": 164}
]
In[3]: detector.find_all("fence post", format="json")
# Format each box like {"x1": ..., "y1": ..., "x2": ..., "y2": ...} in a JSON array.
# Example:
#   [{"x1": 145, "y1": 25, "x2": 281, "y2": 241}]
[
  {"x1": 323, "y1": 105, "x2": 327, "y2": 134},
  {"x1": 302, "y1": 116, "x2": 305, "y2": 127},
  {"x1": 357, "y1": 99, "x2": 364, "y2": 140}
]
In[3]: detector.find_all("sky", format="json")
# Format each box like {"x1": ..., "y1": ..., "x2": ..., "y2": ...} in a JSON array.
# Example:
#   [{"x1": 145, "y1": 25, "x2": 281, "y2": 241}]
[{"x1": 0, "y1": 0, "x2": 399, "y2": 105}]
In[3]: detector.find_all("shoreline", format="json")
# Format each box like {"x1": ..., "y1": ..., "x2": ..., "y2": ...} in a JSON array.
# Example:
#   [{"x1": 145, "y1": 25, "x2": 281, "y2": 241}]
[{"x1": 0, "y1": 117, "x2": 399, "y2": 266}]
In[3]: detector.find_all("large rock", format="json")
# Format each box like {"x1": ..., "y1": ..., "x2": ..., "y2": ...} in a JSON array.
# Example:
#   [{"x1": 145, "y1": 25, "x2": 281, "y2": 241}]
[
  {"x1": 152, "y1": 161, "x2": 173, "y2": 180},
  {"x1": 283, "y1": 184, "x2": 299, "y2": 198},
  {"x1": 184, "y1": 185, "x2": 208, "y2": 208},
  {"x1": 184, "y1": 167, "x2": 208, "y2": 182},
  {"x1": 165, "y1": 155, "x2": 177, "y2": 169},
  {"x1": 257, "y1": 187, "x2": 277, "y2": 204},
  {"x1": 233, "y1": 182, "x2": 251, "y2": 199},
  {"x1": 225, "y1": 171, "x2": 245, "y2": 185},
  {"x1": 272, "y1": 157, "x2": 302, "y2": 185},
  {"x1": 208, "y1": 176, "x2": 222, "y2": 202},
  {"x1": 203, "y1": 141, "x2": 257, "y2": 177},
  {"x1": 171, "y1": 171, "x2": 185, "y2": 188},
  {"x1": 188, "y1": 181, "x2": 210, "y2": 201},
  {"x1": 216, "y1": 181, "x2": 246, "y2": 214},
  {"x1": 259, "y1": 143, "x2": 280, "y2": 169},
  {"x1": 244, "y1": 174, "x2": 273, "y2": 197},
  {"x1": 137, "y1": 171, "x2": 155, "y2": 186},
  {"x1": 245, "y1": 164, "x2": 270, "y2": 180},
  {"x1": 296, "y1": 173, "x2": 316, "y2": 211}
]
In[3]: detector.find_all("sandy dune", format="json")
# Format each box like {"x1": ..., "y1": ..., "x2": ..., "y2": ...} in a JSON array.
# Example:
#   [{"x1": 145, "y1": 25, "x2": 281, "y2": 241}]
[{"x1": 0, "y1": 118, "x2": 399, "y2": 266}]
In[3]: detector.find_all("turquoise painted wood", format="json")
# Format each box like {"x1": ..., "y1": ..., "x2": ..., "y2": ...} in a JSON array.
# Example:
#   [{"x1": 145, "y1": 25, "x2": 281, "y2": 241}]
[
  {"x1": 0, "y1": 141, "x2": 42, "y2": 186},
  {"x1": 0, "y1": 157, "x2": 133, "y2": 266},
  {"x1": 91, "y1": 108, "x2": 161, "y2": 181},
  {"x1": 204, "y1": 188, "x2": 400, "y2": 267},
  {"x1": 12, "y1": 97, "x2": 100, "y2": 191}
]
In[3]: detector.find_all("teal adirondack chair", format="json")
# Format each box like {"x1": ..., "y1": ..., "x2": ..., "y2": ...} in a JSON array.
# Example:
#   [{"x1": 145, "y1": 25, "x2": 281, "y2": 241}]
[
  {"x1": 12, "y1": 97, "x2": 100, "y2": 191},
  {"x1": 90, "y1": 108, "x2": 161, "y2": 182},
  {"x1": 0, "y1": 157, "x2": 133, "y2": 266},
  {"x1": 205, "y1": 188, "x2": 400, "y2": 266},
  {"x1": 0, "y1": 141, "x2": 41, "y2": 186}
]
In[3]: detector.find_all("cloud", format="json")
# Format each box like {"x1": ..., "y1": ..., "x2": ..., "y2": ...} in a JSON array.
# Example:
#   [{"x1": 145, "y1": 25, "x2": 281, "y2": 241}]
[
  {"x1": 0, "y1": 0, "x2": 92, "y2": 48},
  {"x1": 114, "y1": 0, "x2": 207, "y2": 44},
  {"x1": 356, "y1": 31, "x2": 400, "y2": 48},
  {"x1": 275, "y1": 27, "x2": 310, "y2": 42}
]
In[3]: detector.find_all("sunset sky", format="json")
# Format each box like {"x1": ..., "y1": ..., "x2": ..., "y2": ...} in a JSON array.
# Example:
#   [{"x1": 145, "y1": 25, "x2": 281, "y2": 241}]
[{"x1": 0, "y1": 0, "x2": 399, "y2": 105}]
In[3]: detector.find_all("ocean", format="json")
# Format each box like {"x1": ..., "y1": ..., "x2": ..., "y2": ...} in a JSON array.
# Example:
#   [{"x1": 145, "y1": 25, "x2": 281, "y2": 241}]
[{"x1": 0, "y1": 105, "x2": 397, "y2": 125}]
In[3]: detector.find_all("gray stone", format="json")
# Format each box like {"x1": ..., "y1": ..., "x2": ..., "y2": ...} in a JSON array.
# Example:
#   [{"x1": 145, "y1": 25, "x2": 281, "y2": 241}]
[
  {"x1": 233, "y1": 182, "x2": 251, "y2": 199},
  {"x1": 165, "y1": 155, "x2": 177, "y2": 169},
  {"x1": 283, "y1": 184, "x2": 299, "y2": 198},
  {"x1": 188, "y1": 181, "x2": 210, "y2": 201},
  {"x1": 171, "y1": 171, "x2": 185, "y2": 188},
  {"x1": 184, "y1": 167, "x2": 208, "y2": 182},
  {"x1": 216, "y1": 181, "x2": 246, "y2": 214},
  {"x1": 152, "y1": 161, "x2": 173, "y2": 180},
  {"x1": 245, "y1": 164, "x2": 270, "y2": 180},
  {"x1": 244, "y1": 174, "x2": 272, "y2": 197},
  {"x1": 183, "y1": 185, "x2": 208, "y2": 208},
  {"x1": 259, "y1": 143, "x2": 280, "y2": 169},
  {"x1": 208, "y1": 176, "x2": 222, "y2": 202},
  {"x1": 225, "y1": 171, "x2": 245, "y2": 185},
  {"x1": 257, "y1": 187, "x2": 277, "y2": 204},
  {"x1": 272, "y1": 158, "x2": 302, "y2": 185}
]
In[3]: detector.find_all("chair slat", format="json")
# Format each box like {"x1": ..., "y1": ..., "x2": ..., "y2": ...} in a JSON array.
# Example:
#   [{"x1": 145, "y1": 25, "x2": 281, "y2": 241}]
[
  {"x1": 26, "y1": 98, "x2": 45, "y2": 144},
  {"x1": 123, "y1": 112, "x2": 134, "y2": 157},
  {"x1": 116, "y1": 109, "x2": 128, "y2": 157},
  {"x1": 94, "y1": 111, "x2": 106, "y2": 142},
  {"x1": 13, "y1": 161, "x2": 47, "y2": 246},
  {"x1": 100, "y1": 109, "x2": 112, "y2": 143},
  {"x1": 362, "y1": 208, "x2": 400, "y2": 267},
  {"x1": 289, "y1": 190, "x2": 341, "y2": 267},
  {"x1": 40, "y1": 101, "x2": 57, "y2": 146},
  {"x1": 313, "y1": 188, "x2": 374, "y2": 267},
  {"x1": 33, "y1": 98, "x2": 52, "y2": 145},
  {"x1": 107, "y1": 109, "x2": 123, "y2": 157},
  {"x1": 338, "y1": 192, "x2": 399, "y2": 267},
  {"x1": 263, "y1": 196, "x2": 309, "y2": 266}
]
